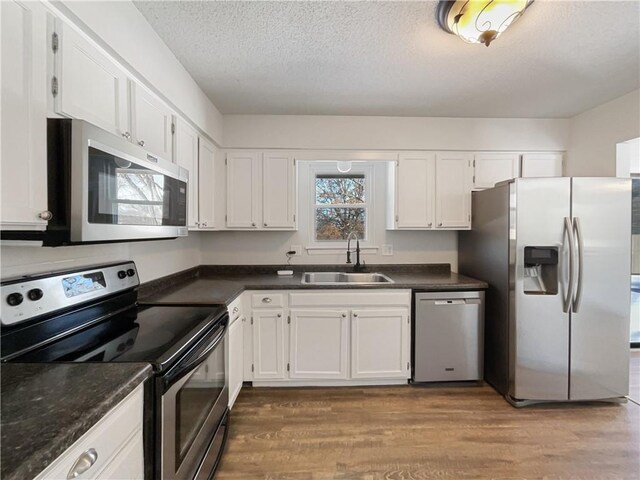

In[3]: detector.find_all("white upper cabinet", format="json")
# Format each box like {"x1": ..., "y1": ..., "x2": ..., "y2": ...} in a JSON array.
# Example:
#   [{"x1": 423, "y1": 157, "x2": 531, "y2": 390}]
[
  {"x1": 351, "y1": 309, "x2": 410, "y2": 379},
  {"x1": 392, "y1": 153, "x2": 435, "y2": 229},
  {"x1": 262, "y1": 153, "x2": 296, "y2": 229},
  {"x1": 174, "y1": 118, "x2": 199, "y2": 228},
  {"x1": 521, "y1": 153, "x2": 564, "y2": 178},
  {"x1": 435, "y1": 153, "x2": 473, "y2": 229},
  {"x1": 129, "y1": 82, "x2": 174, "y2": 162},
  {"x1": 226, "y1": 152, "x2": 261, "y2": 228},
  {"x1": 473, "y1": 153, "x2": 520, "y2": 190},
  {"x1": 1, "y1": 0, "x2": 49, "y2": 230},
  {"x1": 289, "y1": 309, "x2": 349, "y2": 379},
  {"x1": 198, "y1": 136, "x2": 217, "y2": 229},
  {"x1": 54, "y1": 20, "x2": 129, "y2": 138}
]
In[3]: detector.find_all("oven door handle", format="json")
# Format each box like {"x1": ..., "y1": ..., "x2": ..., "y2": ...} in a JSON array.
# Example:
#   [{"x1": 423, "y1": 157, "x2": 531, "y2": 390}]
[{"x1": 163, "y1": 318, "x2": 227, "y2": 391}]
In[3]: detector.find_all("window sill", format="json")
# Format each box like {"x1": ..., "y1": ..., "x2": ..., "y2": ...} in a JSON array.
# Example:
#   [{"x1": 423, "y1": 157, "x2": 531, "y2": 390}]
[{"x1": 305, "y1": 245, "x2": 379, "y2": 255}]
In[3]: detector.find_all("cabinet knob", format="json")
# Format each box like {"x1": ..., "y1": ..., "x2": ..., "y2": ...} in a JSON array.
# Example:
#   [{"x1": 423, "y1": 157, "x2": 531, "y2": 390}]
[
  {"x1": 262, "y1": 297, "x2": 272, "y2": 303},
  {"x1": 277, "y1": 313, "x2": 282, "y2": 318},
  {"x1": 38, "y1": 210, "x2": 53, "y2": 221},
  {"x1": 264, "y1": 223, "x2": 268, "y2": 227},
  {"x1": 353, "y1": 313, "x2": 358, "y2": 317},
  {"x1": 428, "y1": 222, "x2": 432, "y2": 228},
  {"x1": 67, "y1": 448, "x2": 98, "y2": 479},
  {"x1": 122, "y1": 131, "x2": 131, "y2": 140},
  {"x1": 342, "y1": 313, "x2": 346, "y2": 318},
  {"x1": 438, "y1": 223, "x2": 443, "y2": 227},
  {"x1": 232, "y1": 307, "x2": 239, "y2": 314},
  {"x1": 252, "y1": 222, "x2": 256, "y2": 227},
  {"x1": 137, "y1": 140, "x2": 145, "y2": 147}
]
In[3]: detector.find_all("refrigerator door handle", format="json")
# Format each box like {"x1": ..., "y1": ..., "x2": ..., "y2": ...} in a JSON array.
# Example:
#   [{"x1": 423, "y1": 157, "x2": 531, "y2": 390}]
[
  {"x1": 572, "y1": 217, "x2": 584, "y2": 313},
  {"x1": 563, "y1": 217, "x2": 575, "y2": 313}
]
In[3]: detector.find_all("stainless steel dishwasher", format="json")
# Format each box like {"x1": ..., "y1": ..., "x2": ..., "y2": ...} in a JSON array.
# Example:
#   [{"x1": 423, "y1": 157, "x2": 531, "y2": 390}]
[{"x1": 413, "y1": 291, "x2": 484, "y2": 383}]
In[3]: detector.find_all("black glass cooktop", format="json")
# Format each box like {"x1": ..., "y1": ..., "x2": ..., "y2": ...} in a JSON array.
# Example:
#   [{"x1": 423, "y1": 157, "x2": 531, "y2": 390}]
[{"x1": 3, "y1": 303, "x2": 227, "y2": 371}]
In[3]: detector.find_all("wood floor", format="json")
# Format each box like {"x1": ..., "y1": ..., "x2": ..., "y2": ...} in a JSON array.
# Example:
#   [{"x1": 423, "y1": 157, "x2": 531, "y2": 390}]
[{"x1": 217, "y1": 360, "x2": 640, "y2": 480}]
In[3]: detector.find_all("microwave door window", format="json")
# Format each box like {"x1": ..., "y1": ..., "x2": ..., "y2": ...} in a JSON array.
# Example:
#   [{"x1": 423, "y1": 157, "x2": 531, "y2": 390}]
[{"x1": 87, "y1": 147, "x2": 187, "y2": 226}]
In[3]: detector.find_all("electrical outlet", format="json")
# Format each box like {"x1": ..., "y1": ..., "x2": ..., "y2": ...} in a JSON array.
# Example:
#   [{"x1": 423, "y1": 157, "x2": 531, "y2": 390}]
[
  {"x1": 382, "y1": 244, "x2": 393, "y2": 256},
  {"x1": 290, "y1": 245, "x2": 302, "y2": 256}
]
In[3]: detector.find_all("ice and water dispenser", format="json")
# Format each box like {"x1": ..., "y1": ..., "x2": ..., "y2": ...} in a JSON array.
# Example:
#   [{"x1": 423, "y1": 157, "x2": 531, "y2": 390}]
[{"x1": 523, "y1": 246, "x2": 559, "y2": 295}]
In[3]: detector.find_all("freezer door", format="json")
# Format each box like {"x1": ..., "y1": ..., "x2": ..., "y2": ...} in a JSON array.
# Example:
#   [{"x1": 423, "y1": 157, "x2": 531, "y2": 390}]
[
  {"x1": 569, "y1": 178, "x2": 631, "y2": 400},
  {"x1": 512, "y1": 178, "x2": 571, "y2": 401}
]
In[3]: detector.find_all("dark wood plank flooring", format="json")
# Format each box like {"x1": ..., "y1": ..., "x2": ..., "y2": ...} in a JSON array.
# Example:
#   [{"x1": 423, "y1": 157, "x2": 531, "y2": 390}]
[{"x1": 217, "y1": 364, "x2": 640, "y2": 479}]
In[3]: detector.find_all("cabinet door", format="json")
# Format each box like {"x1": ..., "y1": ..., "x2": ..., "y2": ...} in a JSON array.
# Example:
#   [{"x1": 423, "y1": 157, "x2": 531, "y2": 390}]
[
  {"x1": 262, "y1": 153, "x2": 296, "y2": 229},
  {"x1": 435, "y1": 153, "x2": 472, "y2": 229},
  {"x1": 226, "y1": 152, "x2": 261, "y2": 228},
  {"x1": 521, "y1": 153, "x2": 563, "y2": 178},
  {"x1": 289, "y1": 309, "x2": 349, "y2": 379},
  {"x1": 130, "y1": 82, "x2": 173, "y2": 162},
  {"x1": 395, "y1": 153, "x2": 435, "y2": 229},
  {"x1": 252, "y1": 309, "x2": 286, "y2": 379},
  {"x1": 174, "y1": 118, "x2": 199, "y2": 228},
  {"x1": 56, "y1": 20, "x2": 129, "y2": 137},
  {"x1": 228, "y1": 317, "x2": 244, "y2": 408},
  {"x1": 473, "y1": 153, "x2": 520, "y2": 190},
  {"x1": 1, "y1": 0, "x2": 49, "y2": 230},
  {"x1": 198, "y1": 136, "x2": 217, "y2": 229},
  {"x1": 351, "y1": 309, "x2": 410, "y2": 379}
]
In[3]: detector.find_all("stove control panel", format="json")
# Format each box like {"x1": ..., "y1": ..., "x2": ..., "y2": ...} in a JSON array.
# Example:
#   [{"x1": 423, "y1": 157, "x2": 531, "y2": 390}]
[{"x1": 1, "y1": 262, "x2": 139, "y2": 327}]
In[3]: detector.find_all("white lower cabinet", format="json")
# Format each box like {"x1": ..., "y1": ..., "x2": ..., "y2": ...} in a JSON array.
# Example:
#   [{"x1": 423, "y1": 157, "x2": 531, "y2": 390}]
[
  {"x1": 248, "y1": 290, "x2": 411, "y2": 385},
  {"x1": 252, "y1": 309, "x2": 287, "y2": 379},
  {"x1": 351, "y1": 309, "x2": 410, "y2": 379},
  {"x1": 228, "y1": 315, "x2": 244, "y2": 408},
  {"x1": 289, "y1": 309, "x2": 349, "y2": 379},
  {"x1": 34, "y1": 384, "x2": 144, "y2": 480}
]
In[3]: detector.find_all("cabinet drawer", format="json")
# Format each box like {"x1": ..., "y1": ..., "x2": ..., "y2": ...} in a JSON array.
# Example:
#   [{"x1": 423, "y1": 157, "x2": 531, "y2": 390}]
[
  {"x1": 228, "y1": 295, "x2": 244, "y2": 324},
  {"x1": 289, "y1": 290, "x2": 410, "y2": 308},
  {"x1": 35, "y1": 386, "x2": 144, "y2": 480},
  {"x1": 251, "y1": 293, "x2": 284, "y2": 308}
]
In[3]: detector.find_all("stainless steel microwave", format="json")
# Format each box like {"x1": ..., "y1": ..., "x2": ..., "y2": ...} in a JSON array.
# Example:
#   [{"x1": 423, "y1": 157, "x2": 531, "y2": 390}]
[{"x1": 3, "y1": 119, "x2": 189, "y2": 246}]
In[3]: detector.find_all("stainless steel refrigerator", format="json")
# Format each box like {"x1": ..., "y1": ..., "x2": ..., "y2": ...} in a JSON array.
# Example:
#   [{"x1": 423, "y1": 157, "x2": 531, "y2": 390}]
[{"x1": 459, "y1": 177, "x2": 631, "y2": 406}]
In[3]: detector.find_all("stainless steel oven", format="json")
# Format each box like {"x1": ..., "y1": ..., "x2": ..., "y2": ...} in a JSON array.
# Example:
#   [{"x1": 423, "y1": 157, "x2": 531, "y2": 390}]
[
  {"x1": 159, "y1": 317, "x2": 229, "y2": 480},
  {"x1": 2, "y1": 119, "x2": 189, "y2": 245}
]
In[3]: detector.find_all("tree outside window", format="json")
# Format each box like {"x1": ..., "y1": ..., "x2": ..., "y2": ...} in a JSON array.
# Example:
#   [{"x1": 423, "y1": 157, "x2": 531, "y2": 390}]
[{"x1": 314, "y1": 173, "x2": 367, "y2": 241}]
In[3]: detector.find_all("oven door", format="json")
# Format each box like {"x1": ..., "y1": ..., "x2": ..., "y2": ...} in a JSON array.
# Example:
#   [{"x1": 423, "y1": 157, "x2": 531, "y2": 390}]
[
  {"x1": 69, "y1": 119, "x2": 189, "y2": 243},
  {"x1": 160, "y1": 317, "x2": 229, "y2": 480}
]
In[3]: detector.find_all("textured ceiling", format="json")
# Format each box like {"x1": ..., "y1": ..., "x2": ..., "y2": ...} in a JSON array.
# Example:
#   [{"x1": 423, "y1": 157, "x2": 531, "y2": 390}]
[{"x1": 134, "y1": 1, "x2": 640, "y2": 118}]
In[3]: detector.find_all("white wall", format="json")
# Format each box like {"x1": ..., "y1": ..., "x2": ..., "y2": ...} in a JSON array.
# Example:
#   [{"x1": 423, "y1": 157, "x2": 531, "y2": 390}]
[
  {"x1": 566, "y1": 89, "x2": 640, "y2": 177},
  {"x1": 223, "y1": 115, "x2": 569, "y2": 151},
  {"x1": 50, "y1": 0, "x2": 224, "y2": 144},
  {"x1": 0, "y1": 234, "x2": 201, "y2": 283}
]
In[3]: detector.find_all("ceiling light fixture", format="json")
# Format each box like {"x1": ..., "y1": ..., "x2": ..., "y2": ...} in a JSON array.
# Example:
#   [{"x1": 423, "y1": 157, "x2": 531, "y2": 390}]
[{"x1": 437, "y1": 0, "x2": 534, "y2": 47}]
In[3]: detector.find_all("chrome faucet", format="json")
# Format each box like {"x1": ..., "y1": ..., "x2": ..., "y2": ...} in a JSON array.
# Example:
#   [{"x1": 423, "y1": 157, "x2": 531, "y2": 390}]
[{"x1": 346, "y1": 231, "x2": 366, "y2": 272}]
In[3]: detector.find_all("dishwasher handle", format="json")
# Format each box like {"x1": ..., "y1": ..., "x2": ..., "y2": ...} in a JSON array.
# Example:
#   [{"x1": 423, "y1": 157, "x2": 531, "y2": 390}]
[{"x1": 426, "y1": 299, "x2": 482, "y2": 306}]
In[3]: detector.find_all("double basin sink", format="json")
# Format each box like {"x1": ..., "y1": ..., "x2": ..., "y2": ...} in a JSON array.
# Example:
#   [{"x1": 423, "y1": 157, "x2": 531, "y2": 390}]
[{"x1": 301, "y1": 272, "x2": 394, "y2": 285}]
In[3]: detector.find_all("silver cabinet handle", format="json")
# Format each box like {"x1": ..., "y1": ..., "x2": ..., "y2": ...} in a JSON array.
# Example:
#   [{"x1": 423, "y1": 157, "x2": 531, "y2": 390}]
[
  {"x1": 67, "y1": 448, "x2": 98, "y2": 479},
  {"x1": 137, "y1": 140, "x2": 145, "y2": 147},
  {"x1": 572, "y1": 217, "x2": 584, "y2": 313},
  {"x1": 262, "y1": 297, "x2": 272, "y2": 303},
  {"x1": 563, "y1": 217, "x2": 575, "y2": 314},
  {"x1": 122, "y1": 131, "x2": 131, "y2": 140},
  {"x1": 38, "y1": 210, "x2": 53, "y2": 221}
]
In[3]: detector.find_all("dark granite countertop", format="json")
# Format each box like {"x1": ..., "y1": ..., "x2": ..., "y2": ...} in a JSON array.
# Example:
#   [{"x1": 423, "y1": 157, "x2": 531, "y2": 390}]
[
  {"x1": 140, "y1": 264, "x2": 488, "y2": 306},
  {"x1": 1, "y1": 362, "x2": 152, "y2": 480}
]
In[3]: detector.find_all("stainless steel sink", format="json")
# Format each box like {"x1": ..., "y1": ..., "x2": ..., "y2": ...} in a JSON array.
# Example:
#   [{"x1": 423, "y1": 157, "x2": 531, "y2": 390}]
[{"x1": 301, "y1": 272, "x2": 394, "y2": 285}]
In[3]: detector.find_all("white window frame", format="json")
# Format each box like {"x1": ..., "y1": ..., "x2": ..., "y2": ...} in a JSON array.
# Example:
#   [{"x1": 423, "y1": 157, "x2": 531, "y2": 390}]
[{"x1": 307, "y1": 162, "x2": 375, "y2": 249}]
